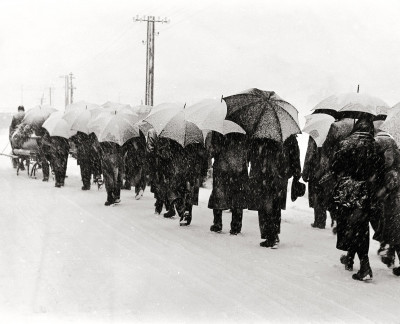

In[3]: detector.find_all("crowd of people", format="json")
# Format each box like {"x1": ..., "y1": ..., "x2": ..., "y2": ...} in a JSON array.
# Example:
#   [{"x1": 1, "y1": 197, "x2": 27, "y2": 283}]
[{"x1": 8, "y1": 105, "x2": 400, "y2": 282}]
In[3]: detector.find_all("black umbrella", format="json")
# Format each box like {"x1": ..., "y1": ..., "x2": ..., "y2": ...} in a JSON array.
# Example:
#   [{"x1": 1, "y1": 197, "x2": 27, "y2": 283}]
[{"x1": 223, "y1": 88, "x2": 301, "y2": 143}]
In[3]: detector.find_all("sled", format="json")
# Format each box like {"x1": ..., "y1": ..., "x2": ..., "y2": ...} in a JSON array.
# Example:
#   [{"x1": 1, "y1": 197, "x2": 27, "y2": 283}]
[{"x1": 11, "y1": 148, "x2": 42, "y2": 178}]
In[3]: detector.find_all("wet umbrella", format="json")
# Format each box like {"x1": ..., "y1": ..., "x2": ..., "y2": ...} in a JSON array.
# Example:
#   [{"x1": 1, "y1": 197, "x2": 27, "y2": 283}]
[
  {"x1": 63, "y1": 103, "x2": 101, "y2": 134},
  {"x1": 88, "y1": 111, "x2": 141, "y2": 146},
  {"x1": 42, "y1": 111, "x2": 77, "y2": 139},
  {"x1": 380, "y1": 103, "x2": 400, "y2": 146},
  {"x1": 302, "y1": 113, "x2": 335, "y2": 147},
  {"x1": 22, "y1": 105, "x2": 57, "y2": 128},
  {"x1": 185, "y1": 99, "x2": 227, "y2": 133},
  {"x1": 132, "y1": 104, "x2": 152, "y2": 119},
  {"x1": 65, "y1": 100, "x2": 100, "y2": 111},
  {"x1": 315, "y1": 93, "x2": 389, "y2": 117},
  {"x1": 223, "y1": 88, "x2": 301, "y2": 143},
  {"x1": 144, "y1": 103, "x2": 203, "y2": 147}
]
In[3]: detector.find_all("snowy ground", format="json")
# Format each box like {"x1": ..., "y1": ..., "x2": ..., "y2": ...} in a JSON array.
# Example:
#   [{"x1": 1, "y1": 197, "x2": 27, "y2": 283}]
[{"x1": 0, "y1": 130, "x2": 400, "y2": 324}]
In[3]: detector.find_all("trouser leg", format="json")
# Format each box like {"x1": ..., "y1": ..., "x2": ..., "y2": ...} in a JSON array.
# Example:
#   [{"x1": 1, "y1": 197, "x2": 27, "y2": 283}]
[
  {"x1": 231, "y1": 208, "x2": 243, "y2": 233},
  {"x1": 213, "y1": 209, "x2": 223, "y2": 226},
  {"x1": 80, "y1": 163, "x2": 91, "y2": 188}
]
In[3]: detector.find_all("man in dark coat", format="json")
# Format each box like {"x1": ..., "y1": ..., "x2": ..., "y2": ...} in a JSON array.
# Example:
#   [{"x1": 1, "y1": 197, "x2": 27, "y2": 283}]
[
  {"x1": 9, "y1": 106, "x2": 26, "y2": 169},
  {"x1": 99, "y1": 141, "x2": 123, "y2": 206},
  {"x1": 248, "y1": 139, "x2": 286, "y2": 248},
  {"x1": 207, "y1": 132, "x2": 249, "y2": 235},
  {"x1": 48, "y1": 135, "x2": 70, "y2": 188},
  {"x1": 303, "y1": 136, "x2": 328, "y2": 228},
  {"x1": 331, "y1": 118, "x2": 381, "y2": 281},
  {"x1": 320, "y1": 115, "x2": 355, "y2": 232},
  {"x1": 146, "y1": 128, "x2": 168, "y2": 214},
  {"x1": 122, "y1": 132, "x2": 147, "y2": 199},
  {"x1": 35, "y1": 127, "x2": 51, "y2": 182},
  {"x1": 373, "y1": 131, "x2": 400, "y2": 276},
  {"x1": 70, "y1": 132, "x2": 102, "y2": 190}
]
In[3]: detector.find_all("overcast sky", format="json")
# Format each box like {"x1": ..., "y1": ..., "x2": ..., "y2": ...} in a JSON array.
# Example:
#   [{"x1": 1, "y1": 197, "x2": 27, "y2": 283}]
[{"x1": 0, "y1": 0, "x2": 399, "y2": 115}]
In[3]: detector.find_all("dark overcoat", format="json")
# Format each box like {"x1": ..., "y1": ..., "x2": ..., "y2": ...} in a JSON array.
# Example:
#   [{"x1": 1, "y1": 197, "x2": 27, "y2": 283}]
[
  {"x1": 207, "y1": 132, "x2": 249, "y2": 210},
  {"x1": 331, "y1": 128, "x2": 380, "y2": 251},
  {"x1": 373, "y1": 133, "x2": 400, "y2": 245},
  {"x1": 247, "y1": 139, "x2": 286, "y2": 211},
  {"x1": 303, "y1": 137, "x2": 323, "y2": 208},
  {"x1": 48, "y1": 136, "x2": 70, "y2": 175}
]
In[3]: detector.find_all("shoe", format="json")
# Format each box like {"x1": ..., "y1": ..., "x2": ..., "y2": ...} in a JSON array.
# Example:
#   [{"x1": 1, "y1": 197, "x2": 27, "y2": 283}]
[
  {"x1": 179, "y1": 212, "x2": 191, "y2": 226},
  {"x1": 393, "y1": 267, "x2": 400, "y2": 276},
  {"x1": 104, "y1": 200, "x2": 114, "y2": 206},
  {"x1": 55, "y1": 183, "x2": 62, "y2": 188},
  {"x1": 210, "y1": 224, "x2": 222, "y2": 232},
  {"x1": 81, "y1": 186, "x2": 90, "y2": 191},
  {"x1": 340, "y1": 254, "x2": 354, "y2": 271},
  {"x1": 135, "y1": 189, "x2": 144, "y2": 200},
  {"x1": 114, "y1": 198, "x2": 121, "y2": 204},
  {"x1": 260, "y1": 239, "x2": 273, "y2": 248},
  {"x1": 381, "y1": 254, "x2": 395, "y2": 268},
  {"x1": 271, "y1": 236, "x2": 280, "y2": 249},
  {"x1": 164, "y1": 209, "x2": 176, "y2": 218},
  {"x1": 352, "y1": 268, "x2": 373, "y2": 281},
  {"x1": 42, "y1": 178, "x2": 49, "y2": 182},
  {"x1": 229, "y1": 230, "x2": 240, "y2": 235},
  {"x1": 311, "y1": 223, "x2": 325, "y2": 229},
  {"x1": 154, "y1": 203, "x2": 163, "y2": 215}
]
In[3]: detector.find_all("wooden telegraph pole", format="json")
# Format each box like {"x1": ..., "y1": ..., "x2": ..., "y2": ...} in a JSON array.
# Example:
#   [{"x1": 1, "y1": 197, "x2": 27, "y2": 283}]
[{"x1": 133, "y1": 15, "x2": 169, "y2": 106}]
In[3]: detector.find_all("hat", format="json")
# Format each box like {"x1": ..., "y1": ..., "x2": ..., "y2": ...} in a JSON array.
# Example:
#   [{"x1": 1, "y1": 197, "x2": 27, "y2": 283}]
[{"x1": 18, "y1": 105, "x2": 24, "y2": 111}]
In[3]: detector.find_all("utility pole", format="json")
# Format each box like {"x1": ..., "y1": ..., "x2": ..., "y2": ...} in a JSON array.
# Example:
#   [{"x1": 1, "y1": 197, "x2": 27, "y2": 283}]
[
  {"x1": 49, "y1": 87, "x2": 53, "y2": 106},
  {"x1": 133, "y1": 15, "x2": 169, "y2": 106},
  {"x1": 69, "y1": 73, "x2": 75, "y2": 104},
  {"x1": 59, "y1": 75, "x2": 69, "y2": 109}
]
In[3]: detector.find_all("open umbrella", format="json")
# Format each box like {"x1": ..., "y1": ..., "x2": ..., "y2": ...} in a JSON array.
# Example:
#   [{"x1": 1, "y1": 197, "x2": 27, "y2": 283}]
[
  {"x1": 302, "y1": 113, "x2": 335, "y2": 147},
  {"x1": 88, "y1": 111, "x2": 141, "y2": 146},
  {"x1": 315, "y1": 93, "x2": 389, "y2": 117},
  {"x1": 63, "y1": 102, "x2": 101, "y2": 134},
  {"x1": 65, "y1": 100, "x2": 100, "y2": 111},
  {"x1": 132, "y1": 104, "x2": 153, "y2": 119},
  {"x1": 42, "y1": 111, "x2": 77, "y2": 139},
  {"x1": 22, "y1": 105, "x2": 57, "y2": 128},
  {"x1": 380, "y1": 103, "x2": 400, "y2": 146},
  {"x1": 144, "y1": 103, "x2": 203, "y2": 147},
  {"x1": 223, "y1": 88, "x2": 301, "y2": 143},
  {"x1": 185, "y1": 99, "x2": 227, "y2": 133}
]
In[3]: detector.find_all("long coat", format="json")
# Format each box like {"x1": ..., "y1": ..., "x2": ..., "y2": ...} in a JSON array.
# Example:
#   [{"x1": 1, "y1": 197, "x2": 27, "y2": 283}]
[
  {"x1": 302, "y1": 137, "x2": 322, "y2": 208},
  {"x1": 248, "y1": 139, "x2": 286, "y2": 211},
  {"x1": 320, "y1": 118, "x2": 355, "y2": 208},
  {"x1": 9, "y1": 112, "x2": 25, "y2": 141},
  {"x1": 331, "y1": 129, "x2": 380, "y2": 251},
  {"x1": 281, "y1": 135, "x2": 302, "y2": 210},
  {"x1": 70, "y1": 132, "x2": 102, "y2": 175},
  {"x1": 373, "y1": 133, "x2": 400, "y2": 245},
  {"x1": 207, "y1": 132, "x2": 249, "y2": 210},
  {"x1": 48, "y1": 136, "x2": 70, "y2": 175},
  {"x1": 122, "y1": 132, "x2": 147, "y2": 185}
]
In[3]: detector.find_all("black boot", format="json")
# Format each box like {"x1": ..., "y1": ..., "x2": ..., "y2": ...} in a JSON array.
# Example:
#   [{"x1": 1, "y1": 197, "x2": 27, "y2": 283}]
[
  {"x1": 164, "y1": 204, "x2": 176, "y2": 218},
  {"x1": 104, "y1": 192, "x2": 114, "y2": 206},
  {"x1": 210, "y1": 210, "x2": 222, "y2": 232},
  {"x1": 260, "y1": 239, "x2": 273, "y2": 247},
  {"x1": 381, "y1": 246, "x2": 395, "y2": 268},
  {"x1": 352, "y1": 258, "x2": 373, "y2": 281},
  {"x1": 393, "y1": 267, "x2": 400, "y2": 276},
  {"x1": 340, "y1": 254, "x2": 354, "y2": 271},
  {"x1": 154, "y1": 200, "x2": 163, "y2": 215}
]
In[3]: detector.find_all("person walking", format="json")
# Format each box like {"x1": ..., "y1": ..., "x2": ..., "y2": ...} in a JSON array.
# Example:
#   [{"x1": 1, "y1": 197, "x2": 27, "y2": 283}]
[
  {"x1": 207, "y1": 132, "x2": 249, "y2": 235},
  {"x1": 249, "y1": 139, "x2": 286, "y2": 249},
  {"x1": 71, "y1": 131, "x2": 102, "y2": 190},
  {"x1": 48, "y1": 135, "x2": 70, "y2": 188},
  {"x1": 99, "y1": 141, "x2": 123, "y2": 206},
  {"x1": 331, "y1": 118, "x2": 381, "y2": 281},
  {"x1": 303, "y1": 136, "x2": 328, "y2": 229},
  {"x1": 373, "y1": 131, "x2": 400, "y2": 276}
]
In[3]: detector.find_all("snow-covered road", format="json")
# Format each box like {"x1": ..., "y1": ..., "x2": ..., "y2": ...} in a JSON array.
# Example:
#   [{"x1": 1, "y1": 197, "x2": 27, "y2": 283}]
[{"x1": 0, "y1": 135, "x2": 399, "y2": 323}]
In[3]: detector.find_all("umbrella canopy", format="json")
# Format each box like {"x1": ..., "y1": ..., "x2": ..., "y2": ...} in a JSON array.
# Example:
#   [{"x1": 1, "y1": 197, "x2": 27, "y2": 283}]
[
  {"x1": 132, "y1": 104, "x2": 153, "y2": 119},
  {"x1": 185, "y1": 99, "x2": 227, "y2": 133},
  {"x1": 42, "y1": 111, "x2": 77, "y2": 139},
  {"x1": 223, "y1": 88, "x2": 301, "y2": 142},
  {"x1": 302, "y1": 113, "x2": 335, "y2": 147},
  {"x1": 63, "y1": 103, "x2": 101, "y2": 134},
  {"x1": 65, "y1": 101, "x2": 100, "y2": 111},
  {"x1": 315, "y1": 93, "x2": 389, "y2": 117},
  {"x1": 88, "y1": 111, "x2": 141, "y2": 146},
  {"x1": 380, "y1": 104, "x2": 400, "y2": 146},
  {"x1": 144, "y1": 103, "x2": 203, "y2": 147},
  {"x1": 22, "y1": 105, "x2": 57, "y2": 128}
]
